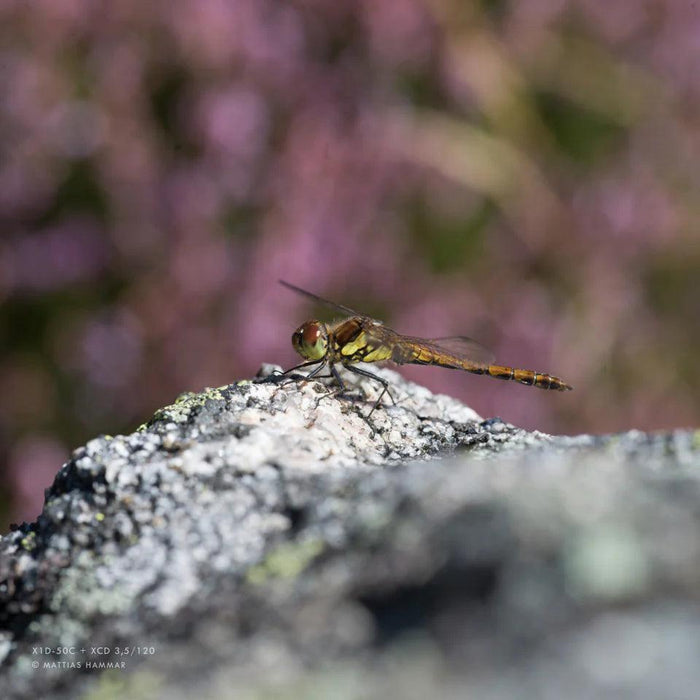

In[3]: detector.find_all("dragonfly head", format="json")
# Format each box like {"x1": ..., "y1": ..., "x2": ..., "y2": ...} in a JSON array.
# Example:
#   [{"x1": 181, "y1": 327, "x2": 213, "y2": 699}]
[{"x1": 292, "y1": 321, "x2": 328, "y2": 361}]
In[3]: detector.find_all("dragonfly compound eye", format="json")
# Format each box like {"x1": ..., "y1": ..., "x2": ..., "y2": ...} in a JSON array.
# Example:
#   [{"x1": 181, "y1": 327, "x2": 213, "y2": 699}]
[
  {"x1": 302, "y1": 323, "x2": 321, "y2": 345},
  {"x1": 292, "y1": 321, "x2": 327, "y2": 360}
]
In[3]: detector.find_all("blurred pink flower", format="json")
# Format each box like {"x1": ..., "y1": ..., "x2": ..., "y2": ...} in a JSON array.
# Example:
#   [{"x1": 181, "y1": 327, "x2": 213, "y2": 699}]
[{"x1": 0, "y1": 221, "x2": 109, "y2": 294}]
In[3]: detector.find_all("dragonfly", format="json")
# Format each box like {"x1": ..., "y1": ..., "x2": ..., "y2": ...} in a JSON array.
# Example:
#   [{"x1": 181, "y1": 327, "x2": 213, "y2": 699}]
[{"x1": 277, "y1": 280, "x2": 572, "y2": 414}]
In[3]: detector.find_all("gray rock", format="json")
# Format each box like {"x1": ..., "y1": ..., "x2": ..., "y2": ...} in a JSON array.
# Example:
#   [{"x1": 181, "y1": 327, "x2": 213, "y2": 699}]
[{"x1": 1, "y1": 365, "x2": 699, "y2": 699}]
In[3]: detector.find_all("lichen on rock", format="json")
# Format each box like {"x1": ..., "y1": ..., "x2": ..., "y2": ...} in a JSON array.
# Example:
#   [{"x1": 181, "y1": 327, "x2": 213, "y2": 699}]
[{"x1": 1, "y1": 365, "x2": 699, "y2": 700}]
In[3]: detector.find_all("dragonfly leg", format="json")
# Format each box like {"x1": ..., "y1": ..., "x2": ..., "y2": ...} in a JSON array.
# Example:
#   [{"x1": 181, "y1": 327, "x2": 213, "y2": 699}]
[
  {"x1": 329, "y1": 364, "x2": 348, "y2": 393},
  {"x1": 263, "y1": 360, "x2": 352, "y2": 410},
  {"x1": 341, "y1": 364, "x2": 395, "y2": 417},
  {"x1": 304, "y1": 362, "x2": 354, "y2": 407},
  {"x1": 305, "y1": 362, "x2": 329, "y2": 379},
  {"x1": 324, "y1": 363, "x2": 373, "y2": 404},
  {"x1": 255, "y1": 360, "x2": 325, "y2": 385},
  {"x1": 282, "y1": 360, "x2": 327, "y2": 377},
  {"x1": 305, "y1": 364, "x2": 350, "y2": 410},
  {"x1": 280, "y1": 359, "x2": 357, "y2": 399}
]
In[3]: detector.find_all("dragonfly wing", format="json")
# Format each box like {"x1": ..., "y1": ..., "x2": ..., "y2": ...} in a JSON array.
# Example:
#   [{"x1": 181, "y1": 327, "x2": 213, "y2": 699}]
[
  {"x1": 424, "y1": 336, "x2": 495, "y2": 365},
  {"x1": 279, "y1": 280, "x2": 362, "y2": 317},
  {"x1": 389, "y1": 334, "x2": 494, "y2": 369}
]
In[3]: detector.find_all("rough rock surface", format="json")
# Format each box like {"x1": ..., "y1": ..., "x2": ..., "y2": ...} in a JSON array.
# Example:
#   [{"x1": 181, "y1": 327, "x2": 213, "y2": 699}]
[{"x1": 1, "y1": 365, "x2": 699, "y2": 700}]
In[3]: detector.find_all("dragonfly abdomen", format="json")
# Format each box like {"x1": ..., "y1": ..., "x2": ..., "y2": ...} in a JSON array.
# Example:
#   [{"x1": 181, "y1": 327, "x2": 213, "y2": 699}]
[
  {"x1": 483, "y1": 364, "x2": 572, "y2": 391},
  {"x1": 401, "y1": 348, "x2": 572, "y2": 391}
]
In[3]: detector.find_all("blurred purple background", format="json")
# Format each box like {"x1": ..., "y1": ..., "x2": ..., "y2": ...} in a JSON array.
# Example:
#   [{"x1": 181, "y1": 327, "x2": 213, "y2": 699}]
[{"x1": 1, "y1": 0, "x2": 699, "y2": 529}]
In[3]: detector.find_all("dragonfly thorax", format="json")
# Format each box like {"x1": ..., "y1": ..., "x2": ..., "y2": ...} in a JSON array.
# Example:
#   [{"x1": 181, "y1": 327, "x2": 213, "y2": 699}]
[{"x1": 292, "y1": 320, "x2": 329, "y2": 361}]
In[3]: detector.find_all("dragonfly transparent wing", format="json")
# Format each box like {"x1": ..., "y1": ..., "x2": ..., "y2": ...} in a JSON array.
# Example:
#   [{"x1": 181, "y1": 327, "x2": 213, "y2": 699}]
[
  {"x1": 279, "y1": 280, "x2": 362, "y2": 317},
  {"x1": 425, "y1": 336, "x2": 495, "y2": 365},
  {"x1": 386, "y1": 332, "x2": 495, "y2": 368}
]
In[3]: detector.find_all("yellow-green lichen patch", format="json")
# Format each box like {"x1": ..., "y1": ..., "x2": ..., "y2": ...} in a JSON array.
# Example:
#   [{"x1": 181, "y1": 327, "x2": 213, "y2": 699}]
[
  {"x1": 81, "y1": 668, "x2": 164, "y2": 700},
  {"x1": 246, "y1": 539, "x2": 324, "y2": 586},
  {"x1": 144, "y1": 386, "x2": 230, "y2": 426},
  {"x1": 21, "y1": 531, "x2": 37, "y2": 551},
  {"x1": 563, "y1": 524, "x2": 651, "y2": 603},
  {"x1": 50, "y1": 552, "x2": 134, "y2": 618},
  {"x1": 692, "y1": 430, "x2": 700, "y2": 451}
]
